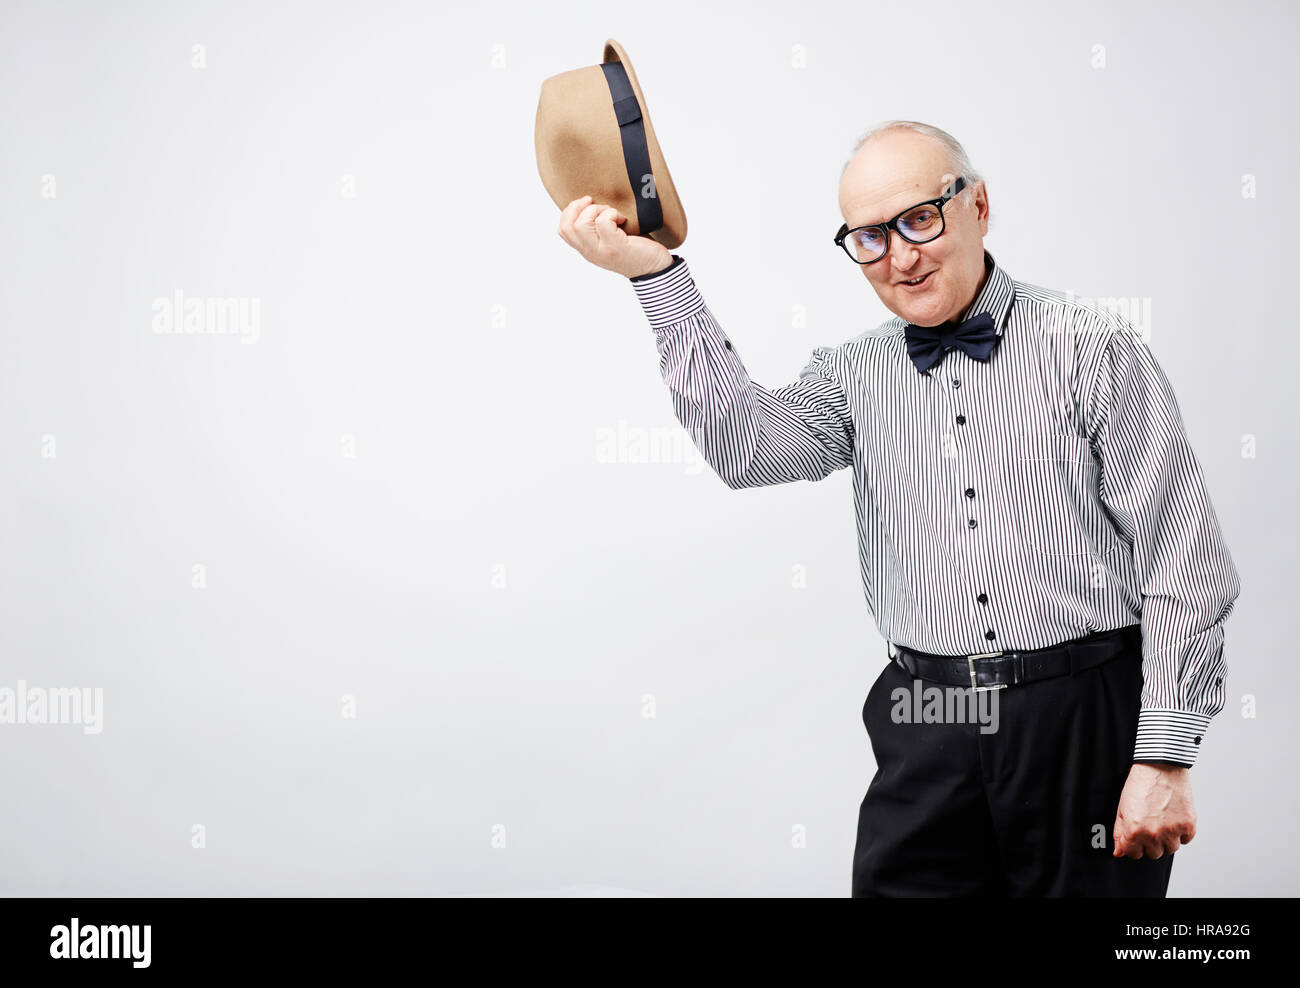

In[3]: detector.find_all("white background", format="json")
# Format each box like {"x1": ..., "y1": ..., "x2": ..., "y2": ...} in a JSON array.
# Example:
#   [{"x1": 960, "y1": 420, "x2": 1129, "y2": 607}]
[{"x1": 0, "y1": 0, "x2": 1295, "y2": 895}]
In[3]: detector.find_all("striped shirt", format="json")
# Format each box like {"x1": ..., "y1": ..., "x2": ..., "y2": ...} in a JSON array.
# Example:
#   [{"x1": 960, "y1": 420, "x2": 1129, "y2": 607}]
[{"x1": 628, "y1": 249, "x2": 1240, "y2": 768}]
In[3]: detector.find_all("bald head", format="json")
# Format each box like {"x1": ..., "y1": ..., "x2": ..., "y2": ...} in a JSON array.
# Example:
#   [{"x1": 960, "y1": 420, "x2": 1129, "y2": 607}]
[{"x1": 838, "y1": 126, "x2": 964, "y2": 228}]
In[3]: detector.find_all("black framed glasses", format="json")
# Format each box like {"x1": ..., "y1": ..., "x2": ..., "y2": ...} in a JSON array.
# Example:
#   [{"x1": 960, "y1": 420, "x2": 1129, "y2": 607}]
[{"x1": 833, "y1": 176, "x2": 967, "y2": 265}]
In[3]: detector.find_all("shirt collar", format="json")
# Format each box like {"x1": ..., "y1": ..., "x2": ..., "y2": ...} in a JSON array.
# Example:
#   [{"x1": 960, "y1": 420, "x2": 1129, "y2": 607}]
[{"x1": 960, "y1": 249, "x2": 1014, "y2": 337}]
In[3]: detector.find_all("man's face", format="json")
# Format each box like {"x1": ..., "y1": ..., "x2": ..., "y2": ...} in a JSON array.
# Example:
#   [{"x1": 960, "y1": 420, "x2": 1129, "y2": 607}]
[{"x1": 838, "y1": 130, "x2": 990, "y2": 328}]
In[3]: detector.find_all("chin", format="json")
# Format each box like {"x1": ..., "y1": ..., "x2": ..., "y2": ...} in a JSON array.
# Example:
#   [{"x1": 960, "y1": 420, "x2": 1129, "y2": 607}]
[{"x1": 900, "y1": 297, "x2": 948, "y2": 326}]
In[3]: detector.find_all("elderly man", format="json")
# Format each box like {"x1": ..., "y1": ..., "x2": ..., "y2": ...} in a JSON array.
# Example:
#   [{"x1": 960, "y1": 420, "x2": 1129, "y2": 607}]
[{"x1": 557, "y1": 120, "x2": 1240, "y2": 897}]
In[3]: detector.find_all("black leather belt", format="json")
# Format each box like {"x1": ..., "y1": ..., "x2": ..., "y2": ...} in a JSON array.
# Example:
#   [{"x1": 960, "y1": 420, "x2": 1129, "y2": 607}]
[{"x1": 888, "y1": 625, "x2": 1141, "y2": 692}]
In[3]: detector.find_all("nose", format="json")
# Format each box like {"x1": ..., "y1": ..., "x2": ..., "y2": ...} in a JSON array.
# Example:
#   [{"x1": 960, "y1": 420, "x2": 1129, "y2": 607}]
[{"x1": 886, "y1": 232, "x2": 921, "y2": 274}]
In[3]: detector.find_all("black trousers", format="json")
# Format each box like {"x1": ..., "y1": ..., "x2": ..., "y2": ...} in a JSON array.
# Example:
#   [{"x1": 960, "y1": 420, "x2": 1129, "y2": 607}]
[{"x1": 852, "y1": 632, "x2": 1176, "y2": 897}]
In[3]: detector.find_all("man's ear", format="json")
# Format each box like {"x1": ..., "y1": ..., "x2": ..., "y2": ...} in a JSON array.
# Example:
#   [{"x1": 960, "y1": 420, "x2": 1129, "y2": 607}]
[{"x1": 974, "y1": 181, "x2": 990, "y2": 235}]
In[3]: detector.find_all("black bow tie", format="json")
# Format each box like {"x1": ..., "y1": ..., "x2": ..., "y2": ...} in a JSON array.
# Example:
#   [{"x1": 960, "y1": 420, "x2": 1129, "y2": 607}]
[{"x1": 904, "y1": 311, "x2": 1000, "y2": 374}]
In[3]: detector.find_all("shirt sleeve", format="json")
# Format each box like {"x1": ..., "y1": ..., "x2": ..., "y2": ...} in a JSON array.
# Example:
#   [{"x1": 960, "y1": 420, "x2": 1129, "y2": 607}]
[
  {"x1": 1083, "y1": 316, "x2": 1242, "y2": 769},
  {"x1": 628, "y1": 255, "x2": 855, "y2": 488}
]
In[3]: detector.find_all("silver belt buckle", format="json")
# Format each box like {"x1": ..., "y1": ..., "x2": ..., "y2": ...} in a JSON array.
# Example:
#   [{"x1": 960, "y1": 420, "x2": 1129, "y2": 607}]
[{"x1": 967, "y1": 650, "x2": 1007, "y2": 691}]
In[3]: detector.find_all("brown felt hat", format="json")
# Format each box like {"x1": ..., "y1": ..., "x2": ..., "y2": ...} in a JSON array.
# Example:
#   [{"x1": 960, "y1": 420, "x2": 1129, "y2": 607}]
[{"x1": 535, "y1": 38, "x2": 687, "y2": 249}]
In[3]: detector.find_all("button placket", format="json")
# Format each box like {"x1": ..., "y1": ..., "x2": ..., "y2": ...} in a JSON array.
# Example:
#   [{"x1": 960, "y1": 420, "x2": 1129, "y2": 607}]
[{"x1": 942, "y1": 363, "x2": 997, "y2": 643}]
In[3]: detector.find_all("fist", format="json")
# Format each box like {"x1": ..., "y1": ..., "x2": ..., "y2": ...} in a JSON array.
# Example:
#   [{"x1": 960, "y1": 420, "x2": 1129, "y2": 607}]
[
  {"x1": 1112, "y1": 763, "x2": 1197, "y2": 860},
  {"x1": 556, "y1": 195, "x2": 673, "y2": 279}
]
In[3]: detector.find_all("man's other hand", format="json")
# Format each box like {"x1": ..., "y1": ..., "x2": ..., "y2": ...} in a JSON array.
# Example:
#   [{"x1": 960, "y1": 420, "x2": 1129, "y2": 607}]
[{"x1": 1112, "y1": 762, "x2": 1197, "y2": 859}]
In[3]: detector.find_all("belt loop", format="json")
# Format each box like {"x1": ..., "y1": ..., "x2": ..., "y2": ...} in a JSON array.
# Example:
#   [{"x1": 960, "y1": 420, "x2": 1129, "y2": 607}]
[{"x1": 1066, "y1": 639, "x2": 1090, "y2": 675}]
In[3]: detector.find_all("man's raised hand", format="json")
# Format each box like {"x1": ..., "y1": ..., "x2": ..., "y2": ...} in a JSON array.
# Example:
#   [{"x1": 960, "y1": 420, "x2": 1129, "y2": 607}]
[{"x1": 556, "y1": 195, "x2": 673, "y2": 279}]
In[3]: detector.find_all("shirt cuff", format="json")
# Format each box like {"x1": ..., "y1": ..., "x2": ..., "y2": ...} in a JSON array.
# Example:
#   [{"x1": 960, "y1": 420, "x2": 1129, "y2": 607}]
[
  {"x1": 1132, "y1": 708, "x2": 1211, "y2": 768},
  {"x1": 628, "y1": 254, "x2": 684, "y2": 281},
  {"x1": 629, "y1": 254, "x2": 707, "y2": 330}
]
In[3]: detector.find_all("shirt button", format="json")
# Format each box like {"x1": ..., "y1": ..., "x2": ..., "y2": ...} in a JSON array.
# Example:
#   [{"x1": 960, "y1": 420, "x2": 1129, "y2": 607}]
[
  {"x1": 968, "y1": 518, "x2": 977, "y2": 528},
  {"x1": 955, "y1": 414, "x2": 966, "y2": 425},
  {"x1": 977, "y1": 593, "x2": 988, "y2": 604},
  {"x1": 985, "y1": 630, "x2": 996, "y2": 641},
  {"x1": 964, "y1": 487, "x2": 975, "y2": 499},
  {"x1": 952, "y1": 378, "x2": 961, "y2": 388}
]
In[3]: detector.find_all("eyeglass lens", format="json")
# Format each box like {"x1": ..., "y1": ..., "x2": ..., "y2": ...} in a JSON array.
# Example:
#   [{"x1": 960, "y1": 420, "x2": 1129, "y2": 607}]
[{"x1": 844, "y1": 202, "x2": 944, "y2": 263}]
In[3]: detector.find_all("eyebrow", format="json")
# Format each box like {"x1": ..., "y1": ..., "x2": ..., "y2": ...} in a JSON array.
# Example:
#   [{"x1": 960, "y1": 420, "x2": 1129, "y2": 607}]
[{"x1": 853, "y1": 195, "x2": 934, "y2": 229}]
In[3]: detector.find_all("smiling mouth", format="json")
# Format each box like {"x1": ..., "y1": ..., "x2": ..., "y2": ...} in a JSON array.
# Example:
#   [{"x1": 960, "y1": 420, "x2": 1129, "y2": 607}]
[{"x1": 899, "y1": 271, "x2": 934, "y2": 287}]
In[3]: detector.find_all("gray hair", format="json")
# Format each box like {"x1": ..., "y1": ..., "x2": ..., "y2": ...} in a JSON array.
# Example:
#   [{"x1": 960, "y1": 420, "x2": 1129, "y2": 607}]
[{"x1": 841, "y1": 120, "x2": 983, "y2": 198}]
